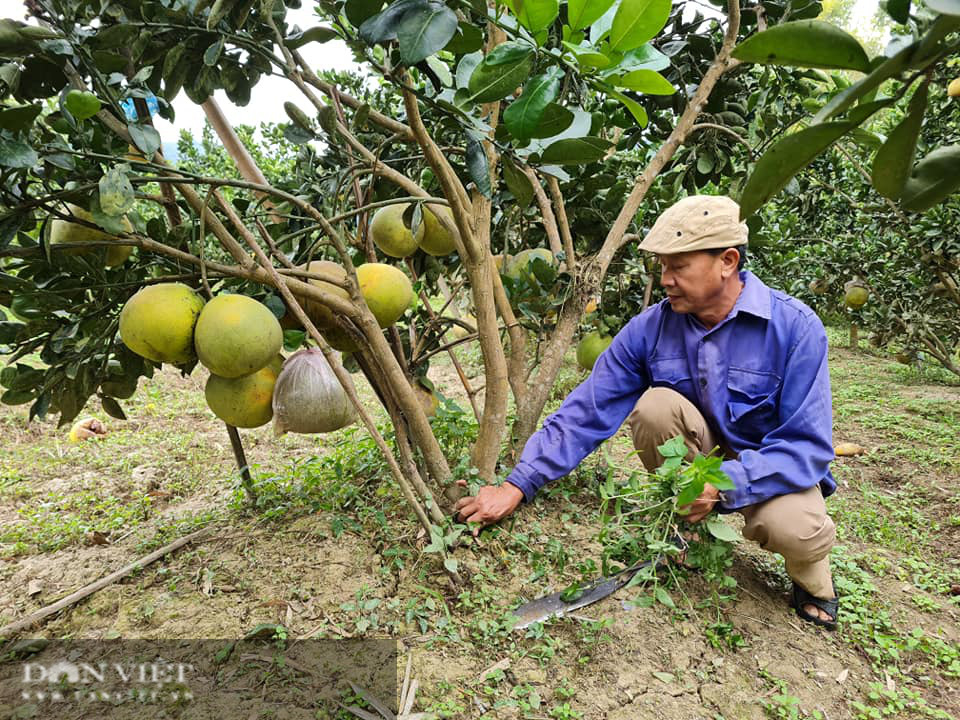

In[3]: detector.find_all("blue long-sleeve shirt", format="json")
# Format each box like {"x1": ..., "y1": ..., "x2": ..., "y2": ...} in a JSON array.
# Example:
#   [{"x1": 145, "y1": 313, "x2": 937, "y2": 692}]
[{"x1": 506, "y1": 270, "x2": 836, "y2": 510}]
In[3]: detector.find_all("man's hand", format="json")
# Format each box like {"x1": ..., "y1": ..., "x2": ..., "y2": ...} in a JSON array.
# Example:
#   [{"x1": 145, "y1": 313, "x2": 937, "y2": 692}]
[
  {"x1": 678, "y1": 482, "x2": 720, "y2": 523},
  {"x1": 453, "y1": 480, "x2": 524, "y2": 536}
]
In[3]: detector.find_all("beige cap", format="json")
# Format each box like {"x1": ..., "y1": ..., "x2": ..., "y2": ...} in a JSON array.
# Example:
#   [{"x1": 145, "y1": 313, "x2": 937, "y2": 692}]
[{"x1": 639, "y1": 195, "x2": 748, "y2": 254}]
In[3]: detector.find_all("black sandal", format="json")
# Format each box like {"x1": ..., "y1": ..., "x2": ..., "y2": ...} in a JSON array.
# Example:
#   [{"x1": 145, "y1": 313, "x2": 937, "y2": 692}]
[{"x1": 791, "y1": 582, "x2": 839, "y2": 631}]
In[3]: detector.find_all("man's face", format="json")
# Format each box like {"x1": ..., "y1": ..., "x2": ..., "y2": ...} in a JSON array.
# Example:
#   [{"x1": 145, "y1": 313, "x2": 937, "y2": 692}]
[{"x1": 656, "y1": 250, "x2": 730, "y2": 315}]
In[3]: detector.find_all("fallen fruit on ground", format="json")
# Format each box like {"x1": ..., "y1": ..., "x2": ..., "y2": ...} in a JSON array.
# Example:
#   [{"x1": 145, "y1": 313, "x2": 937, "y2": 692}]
[
  {"x1": 68, "y1": 417, "x2": 107, "y2": 442},
  {"x1": 119, "y1": 283, "x2": 205, "y2": 365},
  {"x1": 834, "y1": 442, "x2": 866, "y2": 456},
  {"x1": 205, "y1": 366, "x2": 278, "y2": 428},
  {"x1": 292, "y1": 260, "x2": 357, "y2": 351},
  {"x1": 356, "y1": 263, "x2": 413, "y2": 327},
  {"x1": 844, "y1": 280, "x2": 869, "y2": 309},
  {"x1": 194, "y1": 294, "x2": 283, "y2": 378},
  {"x1": 370, "y1": 203, "x2": 424, "y2": 258},
  {"x1": 50, "y1": 204, "x2": 134, "y2": 267},
  {"x1": 272, "y1": 348, "x2": 356, "y2": 435},
  {"x1": 418, "y1": 204, "x2": 459, "y2": 256},
  {"x1": 577, "y1": 331, "x2": 613, "y2": 371},
  {"x1": 504, "y1": 248, "x2": 556, "y2": 283}
]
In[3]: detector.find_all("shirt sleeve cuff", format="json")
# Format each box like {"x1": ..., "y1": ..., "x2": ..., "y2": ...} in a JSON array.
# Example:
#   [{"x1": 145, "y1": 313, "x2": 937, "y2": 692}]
[
  {"x1": 505, "y1": 464, "x2": 538, "y2": 504},
  {"x1": 718, "y1": 459, "x2": 753, "y2": 510}
]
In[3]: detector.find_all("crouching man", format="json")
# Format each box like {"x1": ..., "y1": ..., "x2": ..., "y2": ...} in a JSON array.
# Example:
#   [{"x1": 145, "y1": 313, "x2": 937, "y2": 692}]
[{"x1": 455, "y1": 195, "x2": 840, "y2": 629}]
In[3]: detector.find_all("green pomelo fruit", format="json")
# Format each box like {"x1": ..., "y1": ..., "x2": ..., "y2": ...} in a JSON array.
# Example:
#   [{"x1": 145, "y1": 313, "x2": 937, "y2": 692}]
[
  {"x1": 51, "y1": 205, "x2": 134, "y2": 267},
  {"x1": 205, "y1": 366, "x2": 277, "y2": 428},
  {"x1": 844, "y1": 285, "x2": 868, "y2": 309},
  {"x1": 418, "y1": 204, "x2": 459, "y2": 256},
  {"x1": 370, "y1": 203, "x2": 424, "y2": 258},
  {"x1": 194, "y1": 294, "x2": 283, "y2": 378},
  {"x1": 576, "y1": 331, "x2": 613, "y2": 371},
  {"x1": 504, "y1": 248, "x2": 556, "y2": 282},
  {"x1": 356, "y1": 263, "x2": 413, "y2": 328},
  {"x1": 119, "y1": 283, "x2": 205, "y2": 365}
]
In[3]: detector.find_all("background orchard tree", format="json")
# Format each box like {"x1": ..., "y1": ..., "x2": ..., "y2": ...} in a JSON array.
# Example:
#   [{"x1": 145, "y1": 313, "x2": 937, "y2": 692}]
[{"x1": 1, "y1": 0, "x2": 958, "y2": 576}]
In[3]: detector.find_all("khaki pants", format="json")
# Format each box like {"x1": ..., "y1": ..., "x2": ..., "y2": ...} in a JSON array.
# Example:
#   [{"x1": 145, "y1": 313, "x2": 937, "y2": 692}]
[{"x1": 627, "y1": 387, "x2": 836, "y2": 599}]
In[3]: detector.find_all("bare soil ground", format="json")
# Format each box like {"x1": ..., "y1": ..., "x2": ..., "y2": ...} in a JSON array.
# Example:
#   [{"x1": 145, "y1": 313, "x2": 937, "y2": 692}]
[{"x1": 1, "y1": 331, "x2": 958, "y2": 719}]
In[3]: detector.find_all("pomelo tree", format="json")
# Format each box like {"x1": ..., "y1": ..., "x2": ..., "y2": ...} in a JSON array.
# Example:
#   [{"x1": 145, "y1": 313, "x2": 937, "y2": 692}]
[{"x1": 1, "y1": 0, "x2": 958, "y2": 574}]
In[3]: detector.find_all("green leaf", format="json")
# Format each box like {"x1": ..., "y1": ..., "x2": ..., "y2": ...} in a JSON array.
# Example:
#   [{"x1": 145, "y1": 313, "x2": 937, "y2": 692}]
[
  {"x1": 455, "y1": 51, "x2": 483, "y2": 88},
  {"x1": 675, "y1": 481, "x2": 703, "y2": 508},
  {"x1": 887, "y1": 0, "x2": 910, "y2": 23},
  {"x1": 739, "y1": 101, "x2": 889, "y2": 218},
  {"x1": 652, "y1": 671, "x2": 675, "y2": 683},
  {"x1": 504, "y1": 0, "x2": 559, "y2": 33},
  {"x1": 562, "y1": 41, "x2": 613, "y2": 69},
  {"x1": 203, "y1": 37, "x2": 224, "y2": 66},
  {"x1": 528, "y1": 103, "x2": 575, "y2": 138},
  {"x1": 359, "y1": 0, "x2": 422, "y2": 43},
  {"x1": 900, "y1": 145, "x2": 960, "y2": 212},
  {"x1": 568, "y1": 0, "x2": 616, "y2": 30},
  {"x1": 540, "y1": 136, "x2": 612, "y2": 164},
  {"x1": 613, "y1": 68, "x2": 674, "y2": 94},
  {"x1": 445, "y1": 23, "x2": 483, "y2": 54},
  {"x1": 503, "y1": 67, "x2": 563, "y2": 140},
  {"x1": 485, "y1": 41, "x2": 535, "y2": 66},
  {"x1": 466, "y1": 137, "x2": 492, "y2": 197},
  {"x1": 925, "y1": 0, "x2": 960, "y2": 14},
  {"x1": 654, "y1": 587, "x2": 675, "y2": 608},
  {"x1": 98, "y1": 168, "x2": 135, "y2": 216},
  {"x1": 286, "y1": 26, "x2": 338, "y2": 49},
  {"x1": 0, "y1": 104, "x2": 41, "y2": 133},
  {"x1": 502, "y1": 156, "x2": 534, "y2": 208},
  {"x1": 396, "y1": 2, "x2": 459, "y2": 65},
  {"x1": 812, "y1": 45, "x2": 913, "y2": 124},
  {"x1": 443, "y1": 557, "x2": 459, "y2": 573},
  {"x1": 100, "y1": 395, "x2": 127, "y2": 420},
  {"x1": 345, "y1": 0, "x2": 385, "y2": 26},
  {"x1": 658, "y1": 435, "x2": 688, "y2": 458},
  {"x1": 467, "y1": 52, "x2": 534, "y2": 102},
  {"x1": 0, "y1": 136, "x2": 37, "y2": 169},
  {"x1": 609, "y1": 90, "x2": 647, "y2": 127},
  {"x1": 601, "y1": 43, "x2": 669, "y2": 76},
  {"x1": 732, "y1": 20, "x2": 870, "y2": 73},
  {"x1": 128, "y1": 123, "x2": 161, "y2": 157},
  {"x1": 706, "y1": 518, "x2": 741, "y2": 543},
  {"x1": 609, "y1": 0, "x2": 671, "y2": 52},
  {"x1": 871, "y1": 81, "x2": 928, "y2": 200}
]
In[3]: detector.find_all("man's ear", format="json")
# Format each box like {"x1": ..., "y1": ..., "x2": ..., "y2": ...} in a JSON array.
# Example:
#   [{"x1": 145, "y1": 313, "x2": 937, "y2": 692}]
[{"x1": 720, "y1": 248, "x2": 740, "y2": 278}]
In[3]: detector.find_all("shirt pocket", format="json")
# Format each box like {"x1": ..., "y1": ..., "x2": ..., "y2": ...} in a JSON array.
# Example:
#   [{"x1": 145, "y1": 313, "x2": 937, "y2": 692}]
[
  {"x1": 649, "y1": 356, "x2": 694, "y2": 399},
  {"x1": 726, "y1": 367, "x2": 782, "y2": 436}
]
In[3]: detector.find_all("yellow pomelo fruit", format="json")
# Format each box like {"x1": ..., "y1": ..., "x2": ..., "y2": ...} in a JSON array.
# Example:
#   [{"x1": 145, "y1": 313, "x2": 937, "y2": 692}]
[
  {"x1": 450, "y1": 314, "x2": 476, "y2": 340},
  {"x1": 119, "y1": 283, "x2": 205, "y2": 365},
  {"x1": 504, "y1": 248, "x2": 556, "y2": 282},
  {"x1": 356, "y1": 263, "x2": 413, "y2": 328},
  {"x1": 292, "y1": 260, "x2": 358, "y2": 352},
  {"x1": 576, "y1": 331, "x2": 613, "y2": 371},
  {"x1": 50, "y1": 204, "x2": 134, "y2": 267},
  {"x1": 205, "y1": 366, "x2": 277, "y2": 428},
  {"x1": 194, "y1": 294, "x2": 283, "y2": 378},
  {"x1": 492, "y1": 254, "x2": 504, "y2": 272},
  {"x1": 418, "y1": 204, "x2": 459, "y2": 256},
  {"x1": 949, "y1": 77, "x2": 960, "y2": 98},
  {"x1": 413, "y1": 381, "x2": 440, "y2": 417},
  {"x1": 844, "y1": 284, "x2": 869, "y2": 309},
  {"x1": 370, "y1": 203, "x2": 424, "y2": 258}
]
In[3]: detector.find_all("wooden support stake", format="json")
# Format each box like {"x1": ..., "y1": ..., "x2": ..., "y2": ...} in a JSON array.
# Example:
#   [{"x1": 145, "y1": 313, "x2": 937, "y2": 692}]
[{"x1": 226, "y1": 423, "x2": 257, "y2": 502}]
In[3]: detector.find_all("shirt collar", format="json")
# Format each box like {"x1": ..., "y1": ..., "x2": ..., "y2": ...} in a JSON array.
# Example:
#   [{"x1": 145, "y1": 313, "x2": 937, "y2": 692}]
[{"x1": 728, "y1": 270, "x2": 771, "y2": 320}]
